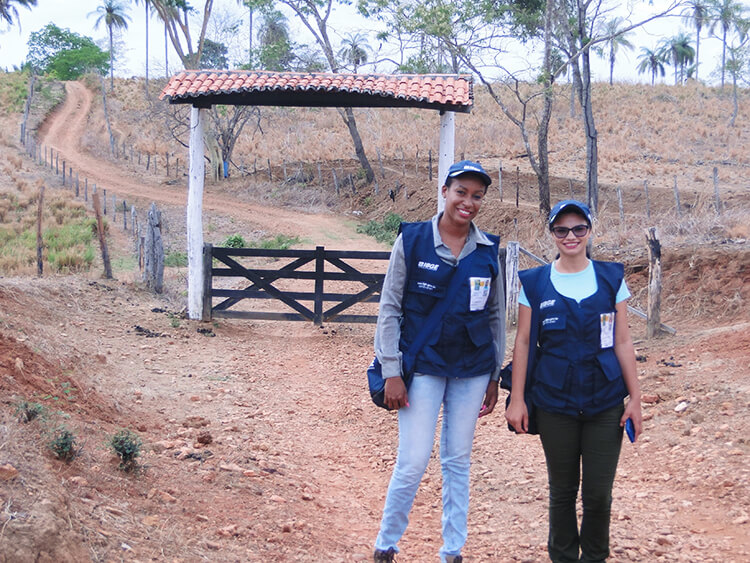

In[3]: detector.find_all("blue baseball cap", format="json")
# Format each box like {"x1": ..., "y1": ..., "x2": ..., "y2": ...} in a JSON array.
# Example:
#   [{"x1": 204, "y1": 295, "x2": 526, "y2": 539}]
[
  {"x1": 549, "y1": 200, "x2": 593, "y2": 227},
  {"x1": 446, "y1": 160, "x2": 492, "y2": 187}
]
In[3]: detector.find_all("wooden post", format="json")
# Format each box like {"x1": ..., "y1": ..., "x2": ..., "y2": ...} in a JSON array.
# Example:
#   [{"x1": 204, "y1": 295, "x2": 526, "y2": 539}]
[
  {"x1": 37, "y1": 185, "x2": 44, "y2": 277},
  {"x1": 44, "y1": 146, "x2": 47, "y2": 167},
  {"x1": 144, "y1": 202, "x2": 164, "y2": 294},
  {"x1": 515, "y1": 166, "x2": 520, "y2": 208},
  {"x1": 131, "y1": 206, "x2": 138, "y2": 251},
  {"x1": 376, "y1": 147, "x2": 386, "y2": 179},
  {"x1": 176, "y1": 157, "x2": 179, "y2": 178},
  {"x1": 92, "y1": 192, "x2": 113, "y2": 279},
  {"x1": 122, "y1": 200, "x2": 127, "y2": 230},
  {"x1": 673, "y1": 176, "x2": 682, "y2": 217},
  {"x1": 166, "y1": 152, "x2": 170, "y2": 177},
  {"x1": 712, "y1": 166, "x2": 722, "y2": 214},
  {"x1": 55, "y1": 152, "x2": 58, "y2": 175},
  {"x1": 138, "y1": 151, "x2": 141, "y2": 165},
  {"x1": 153, "y1": 154, "x2": 157, "y2": 174},
  {"x1": 202, "y1": 244, "x2": 213, "y2": 321},
  {"x1": 317, "y1": 162, "x2": 322, "y2": 186},
  {"x1": 313, "y1": 246, "x2": 325, "y2": 326},
  {"x1": 62, "y1": 161, "x2": 66, "y2": 186},
  {"x1": 428, "y1": 149, "x2": 433, "y2": 181},
  {"x1": 498, "y1": 160, "x2": 503, "y2": 201},
  {"x1": 568, "y1": 179, "x2": 574, "y2": 199},
  {"x1": 616, "y1": 186, "x2": 624, "y2": 226},
  {"x1": 643, "y1": 180, "x2": 651, "y2": 219},
  {"x1": 84, "y1": 178, "x2": 88, "y2": 202},
  {"x1": 646, "y1": 227, "x2": 662, "y2": 338},
  {"x1": 505, "y1": 241, "x2": 520, "y2": 326},
  {"x1": 112, "y1": 194, "x2": 116, "y2": 220},
  {"x1": 187, "y1": 106, "x2": 206, "y2": 319},
  {"x1": 146, "y1": 153, "x2": 151, "y2": 171},
  {"x1": 332, "y1": 168, "x2": 339, "y2": 195},
  {"x1": 103, "y1": 189, "x2": 107, "y2": 215},
  {"x1": 75, "y1": 172, "x2": 79, "y2": 197},
  {"x1": 267, "y1": 158, "x2": 272, "y2": 180},
  {"x1": 438, "y1": 111, "x2": 455, "y2": 214},
  {"x1": 414, "y1": 147, "x2": 419, "y2": 176},
  {"x1": 283, "y1": 160, "x2": 288, "y2": 182}
]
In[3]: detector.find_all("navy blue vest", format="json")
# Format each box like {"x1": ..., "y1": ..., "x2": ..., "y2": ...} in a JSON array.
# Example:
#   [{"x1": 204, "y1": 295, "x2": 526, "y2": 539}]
[
  {"x1": 399, "y1": 222, "x2": 499, "y2": 379},
  {"x1": 519, "y1": 261, "x2": 627, "y2": 416}
]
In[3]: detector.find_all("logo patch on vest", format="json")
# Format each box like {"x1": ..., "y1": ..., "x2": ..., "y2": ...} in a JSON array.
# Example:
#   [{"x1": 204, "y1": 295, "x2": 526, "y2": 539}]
[
  {"x1": 417, "y1": 281, "x2": 437, "y2": 292},
  {"x1": 540, "y1": 299, "x2": 556, "y2": 309},
  {"x1": 542, "y1": 316, "x2": 560, "y2": 327},
  {"x1": 418, "y1": 261, "x2": 440, "y2": 271}
]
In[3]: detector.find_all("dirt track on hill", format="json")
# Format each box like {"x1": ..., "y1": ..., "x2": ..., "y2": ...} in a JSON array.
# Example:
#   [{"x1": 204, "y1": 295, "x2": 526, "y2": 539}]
[{"x1": 1, "y1": 81, "x2": 748, "y2": 562}]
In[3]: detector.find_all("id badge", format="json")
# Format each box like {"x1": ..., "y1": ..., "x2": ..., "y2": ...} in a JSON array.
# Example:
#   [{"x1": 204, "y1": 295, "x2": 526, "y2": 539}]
[
  {"x1": 469, "y1": 277, "x2": 491, "y2": 311},
  {"x1": 600, "y1": 312, "x2": 615, "y2": 348}
]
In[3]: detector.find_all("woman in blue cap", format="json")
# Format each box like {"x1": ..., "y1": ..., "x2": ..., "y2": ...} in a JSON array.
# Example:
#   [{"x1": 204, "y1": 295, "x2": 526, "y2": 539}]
[
  {"x1": 505, "y1": 200, "x2": 642, "y2": 563},
  {"x1": 373, "y1": 160, "x2": 505, "y2": 563}
]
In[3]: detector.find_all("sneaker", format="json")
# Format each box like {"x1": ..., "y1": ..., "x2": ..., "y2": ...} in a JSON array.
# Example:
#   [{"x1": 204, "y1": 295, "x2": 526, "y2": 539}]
[
  {"x1": 445, "y1": 556, "x2": 463, "y2": 563},
  {"x1": 373, "y1": 547, "x2": 397, "y2": 562}
]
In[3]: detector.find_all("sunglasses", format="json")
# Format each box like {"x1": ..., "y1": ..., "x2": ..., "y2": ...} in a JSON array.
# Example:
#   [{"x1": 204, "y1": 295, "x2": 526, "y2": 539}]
[{"x1": 551, "y1": 224, "x2": 590, "y2": 239}]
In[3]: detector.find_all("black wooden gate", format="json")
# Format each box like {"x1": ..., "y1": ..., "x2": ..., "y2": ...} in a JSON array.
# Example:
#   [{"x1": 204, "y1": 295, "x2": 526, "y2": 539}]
[{"x1": 202, "y1": 244, "x2": 391, "y2": 324}]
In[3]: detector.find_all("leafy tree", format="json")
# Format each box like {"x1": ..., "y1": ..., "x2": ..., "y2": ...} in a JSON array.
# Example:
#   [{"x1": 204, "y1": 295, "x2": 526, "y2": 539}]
[
  {"x1": 0, "y1": 0, "x2": 36, "y2": 27},
  {"x1": 338, "y1": 31, "x2": 370, "y2": 72},
  {"x1": 26, "y1": 23, "x2": 109, "y2": 78},
  {"x1": 658, "y1": 33, "x2": 695, "y2": 85},
  {"x1": 257, "y1": 8, "x2": 294, "y2": 70},
  {"x1": 708, "y1": 0, "x2": 747, "y2": 88},
  {"x1": 47, "y1": 44, "x2": 110, "y2": 79},
  {"x1": 595, "y1": 17, "x2": 634, "y2": 85},
  {"x1": 636, "y1": 46, "x2": 666, "y2": 85},
  {"x1": 151, "y1": 0, "x2": 213, "y2": 70},
  {"x1": 199, "y1": 37, "x2": 229, "y2": 68},
  {"x1": 682, "y1": 0, "x2": 710, "y2": 81},
  {"x1": 89, "y1": 0, "x2": 131, "y2": 90}
]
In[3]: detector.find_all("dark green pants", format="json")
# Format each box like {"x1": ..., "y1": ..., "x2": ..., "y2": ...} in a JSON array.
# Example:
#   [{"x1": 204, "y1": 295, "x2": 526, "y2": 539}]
[{"x1": 537, "y1": 404, "x2": 624, "y2": 563}]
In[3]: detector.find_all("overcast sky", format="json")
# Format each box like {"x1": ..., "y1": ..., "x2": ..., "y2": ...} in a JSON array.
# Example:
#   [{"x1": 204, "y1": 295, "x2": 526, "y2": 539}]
[{"x1": 0, "y1": 0, "x2": 743, "y2": 86}]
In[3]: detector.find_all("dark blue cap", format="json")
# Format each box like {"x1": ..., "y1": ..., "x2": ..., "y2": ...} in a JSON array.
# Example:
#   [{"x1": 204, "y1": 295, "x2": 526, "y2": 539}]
[
  {"x1": 446, "y1": 160, "x2": 491, "y2": 187},
  {"x1": 549, "y1": 200, "x2": 593, "y2": 227}
]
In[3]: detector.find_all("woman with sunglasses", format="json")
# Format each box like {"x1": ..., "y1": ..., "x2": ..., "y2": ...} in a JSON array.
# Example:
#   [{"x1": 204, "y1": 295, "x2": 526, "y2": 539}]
[{"x1": 505, "y1": 200, "x2": 642, "y2": 563}]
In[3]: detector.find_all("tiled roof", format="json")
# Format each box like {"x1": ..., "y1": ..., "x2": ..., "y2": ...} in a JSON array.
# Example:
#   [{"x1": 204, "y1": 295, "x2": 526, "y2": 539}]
[{"x1": 159, "y1": 70, "x2": 473, "y2": 112}]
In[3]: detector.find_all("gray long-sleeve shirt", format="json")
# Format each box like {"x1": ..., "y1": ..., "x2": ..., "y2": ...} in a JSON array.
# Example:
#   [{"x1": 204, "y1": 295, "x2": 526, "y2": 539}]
[{"x1": 374, "y1": 214, "x2": 506, "y2": 381}]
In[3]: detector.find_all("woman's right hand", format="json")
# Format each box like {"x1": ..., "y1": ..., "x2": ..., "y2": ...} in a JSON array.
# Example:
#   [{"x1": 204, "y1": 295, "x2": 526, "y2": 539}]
[
  {"x1": 384, "y1": 377, "x2": 409, "y2": 410},
  {"x1": 505, "y1": 397, "x2": 529, "y2": 433}
]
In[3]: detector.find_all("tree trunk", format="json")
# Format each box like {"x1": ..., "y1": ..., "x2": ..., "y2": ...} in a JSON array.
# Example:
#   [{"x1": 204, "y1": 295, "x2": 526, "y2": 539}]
[
  {"x1": 145, "y1": 1, "x2": 150, "y2": 92},
  {"x1": 536, "y1": 0, "x2": 554, "y2": 216},
  {"x1": 341, "y1": 107, "x2": 375, "y2": 183},
  {"x1": 109, "y1": 26, "x2": 114, "y2": 91},
  {"x1": 578, "y1": 2, "x2": 599, "y2": 214}
]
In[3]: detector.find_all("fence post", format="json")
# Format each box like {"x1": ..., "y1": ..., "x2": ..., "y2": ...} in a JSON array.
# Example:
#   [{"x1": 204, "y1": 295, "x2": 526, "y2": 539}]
[
  {"x1": 515, "y1": 166, "x2": 520, "y2": 208},
  {"x1": 84, "y1": 178, "x2": 88, "y2": 202},
  {"x1": 122, "y1": 200, "x2": 127, "y2": 230},
  {"x1": 143, "y1": 202, "x2": 164, "y2": 293},
  {"x1": 712, "y1": 166, "x2": 722, "y2": 214},
  {"x1": 643, "y1": 180, "x2": 651, "y2": 219},
  {"x1": 37, "y1": 185, "x2": 44, "y2": 277},
  {"x1": 505, "y1": 241, "x2": 520, "y2": 326},
  {"x1": 75, "y1": 172, "x2": 79, "y2": 197},
  {"x1": 92, "y1": 192, "x2": 113, "y2": 279},
  {"x1": 166, "y1": 152, "x2": 170, "y2": 177},
  {"x1": 202, "y1": 243, "x2": 213, "y2": 321},
  {"x1": 62, "y1": 161, "x2": 66, "y2": 186},
  {"x1": 332, "y1": 168, "x2": 339, "y2": 195},
  {"x1": 498, "y1": 160, "x2": 503, "y2": 201},
  {"x1": 267, "y1": 158, "x2": 272, "y2": 180},
  {"x1": 103, "y1": 189, "x2": 107, "y2": 215},
  {"x1": 313, "y1": 246, "x2": 325, "y2": 326},
  {"x1": 616, "y1": 186, "x2": 624, "y2": 227},
  {"x1": 428, "y1": 149, "x2": 433, "y2": 181},
  {"x1": 646, "y1": 227, "x2": 662, "y2": 338},
  {"x1": 672, "y1": 176, "x2": 682, "y2": 217}
]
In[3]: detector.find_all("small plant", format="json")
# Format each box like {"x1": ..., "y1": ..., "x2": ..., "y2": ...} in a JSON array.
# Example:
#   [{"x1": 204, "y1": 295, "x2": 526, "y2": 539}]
[
  {"x1": 107, "y1": 429, "x2": 142, "y2": 472},
  {"x1": 164, "y1": 250, "x2": 188, "y2": 268},
  {"x1": 48, "y1": 426, "x2": 79, "y2": 462},
  {"x1": 259, "y1": 234, "x2": 300, "y2": 250},
  {"x1": 14, "y1": 400, "x2": 46, "y2": 423},
  {"x1": 168, "y1": 312, "x2": 180, "y2": 328},
  {"x1": 357, "y1": 212, "x2": 403, "y2": 245},
  {"x1": 222, "y1": 234, "x2": 247, "y2": 248}
]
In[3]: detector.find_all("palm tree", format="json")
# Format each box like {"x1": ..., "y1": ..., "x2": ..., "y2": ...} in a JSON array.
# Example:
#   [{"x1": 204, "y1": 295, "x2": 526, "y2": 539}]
[
  {"x1": 708, "y1": 0, "x2": 747, "y2": 88},
  {"x1": 0, "y1": 0, "x2": 36, "y2": 27},
  {"x1": 659, "y1": 34, "x2": 695, "y2": 85},
  {"x1": 338, "y1": 32, "x2": 371, "y2": 72},
  {"x1": 599, "y1": 17, "x2": 634, "y2": 85},
  {"x1": 132, "y1": 0, "x2": 151, "y2": 90},
  {"x1": 89, "y1": 0, "x2": 131, "y2": 90},
  {"x1": 682, "y1": 1, "x2": 710, "y2": 81},
  {"x1": 636, "y1": 46, "x2": 667, "y2": 86},
  {"x1": 257, "y1": 9, "x2": 293, "y2": 70}
]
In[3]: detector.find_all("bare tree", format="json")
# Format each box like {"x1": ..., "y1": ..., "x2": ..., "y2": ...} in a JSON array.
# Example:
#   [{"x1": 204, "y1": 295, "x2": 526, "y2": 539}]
[{"x1": 151, "y1": 0, "x2": 214, "y2": 69}]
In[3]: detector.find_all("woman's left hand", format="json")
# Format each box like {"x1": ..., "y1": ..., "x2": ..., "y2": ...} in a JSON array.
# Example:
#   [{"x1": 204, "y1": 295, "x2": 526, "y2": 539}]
[
  {"x1": 479, "y1": 380, "x2": 498, "y2": 418},
  {"x1": 620, "y1": 398, "x2": 643, "y2": 442}
]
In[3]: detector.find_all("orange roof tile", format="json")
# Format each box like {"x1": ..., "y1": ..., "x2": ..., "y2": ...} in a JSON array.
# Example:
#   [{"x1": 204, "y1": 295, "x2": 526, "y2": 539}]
[{"x1": 159, "y1": 70, "x2": 473, "y2": 112}]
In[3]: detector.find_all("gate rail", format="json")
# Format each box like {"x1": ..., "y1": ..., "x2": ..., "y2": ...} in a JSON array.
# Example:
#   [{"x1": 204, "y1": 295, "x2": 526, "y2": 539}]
[{"x1": 202, "y1": 244, "x2": 391, "y2": 324}]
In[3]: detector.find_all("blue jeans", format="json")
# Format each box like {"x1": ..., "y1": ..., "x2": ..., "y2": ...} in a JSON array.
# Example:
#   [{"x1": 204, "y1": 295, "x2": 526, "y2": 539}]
[{"x1": 374, "y1": 373, "x2": 490, "y2": 561}]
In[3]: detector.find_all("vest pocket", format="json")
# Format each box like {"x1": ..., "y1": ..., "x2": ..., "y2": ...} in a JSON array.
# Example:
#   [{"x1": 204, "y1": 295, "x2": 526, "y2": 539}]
[
  {"x1": 533, "y1": 354, "x2": 569, "y2": 390},
  {"x1": 596, "y1": 349, "x2": 623, "y2": 381}
]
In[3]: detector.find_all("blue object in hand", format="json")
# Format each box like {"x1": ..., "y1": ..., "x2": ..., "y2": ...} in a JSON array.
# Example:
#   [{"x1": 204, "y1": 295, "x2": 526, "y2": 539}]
[{"x1": 625, "y1": 418, "x2": 635, "y2": 443}]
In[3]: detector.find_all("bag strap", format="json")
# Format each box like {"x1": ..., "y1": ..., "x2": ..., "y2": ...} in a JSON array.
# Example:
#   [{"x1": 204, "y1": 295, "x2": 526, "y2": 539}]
[{"x1": 401, "y1": 251, "x2": 477, "y2": 374}]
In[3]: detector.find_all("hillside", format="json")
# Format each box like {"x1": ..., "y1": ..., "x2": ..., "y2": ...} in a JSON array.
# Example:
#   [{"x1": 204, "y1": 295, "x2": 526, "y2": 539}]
[{"x1": 0, "y1": 74, "x2": 748, "y2": 562}]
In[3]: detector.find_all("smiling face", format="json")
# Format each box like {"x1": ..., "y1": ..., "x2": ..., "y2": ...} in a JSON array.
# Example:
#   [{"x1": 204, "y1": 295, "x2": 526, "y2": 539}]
[
  {"x1": 441, "y1": 174, "x2": 487, "y2": 228},
  {"x1": 551, "y1": 210, "x2": 591, "y2": 259}
]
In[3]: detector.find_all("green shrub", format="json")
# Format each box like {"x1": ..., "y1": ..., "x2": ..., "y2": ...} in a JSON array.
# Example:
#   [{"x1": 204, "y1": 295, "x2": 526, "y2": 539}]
[
  {"x1": 357, "y1": 212, "x2": 403, "y2": 245},
  {"x1": 222, "y1": 234, "x2": 247, "y2": 248},
  {"x1": 14, "y1": 400, "x2": 47, "y2": 423},
  {"x1": 107, "y1": 429, "x2": 142, "y2": 472},
  {"x1": 164, "y1": 250, "x2": 188, "y2": 267},
  {"x1": 259, "y1": 234, "x2": 300, "y2": 250},
  {"x1": 48, "y1": 426, "x2": 78, "y2": 462}
]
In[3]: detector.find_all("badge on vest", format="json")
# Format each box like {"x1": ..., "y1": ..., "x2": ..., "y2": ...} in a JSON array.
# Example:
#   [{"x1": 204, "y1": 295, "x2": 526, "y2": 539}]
[
  {"x1": 469, "y1": 277, "x2": 491, "y2": 311},
  {"x1": 600, "y1": 312, "x2": 615, "y2": 348}
]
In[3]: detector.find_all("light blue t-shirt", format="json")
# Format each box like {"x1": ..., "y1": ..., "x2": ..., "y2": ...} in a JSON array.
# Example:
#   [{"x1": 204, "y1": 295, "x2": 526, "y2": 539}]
[{"x1": 518, "y1": 260, "x2": 630, "y2": 307}]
